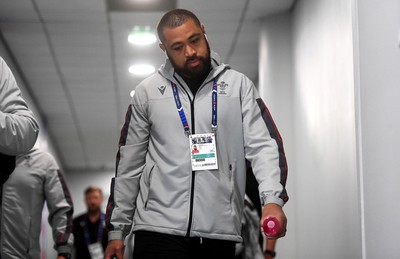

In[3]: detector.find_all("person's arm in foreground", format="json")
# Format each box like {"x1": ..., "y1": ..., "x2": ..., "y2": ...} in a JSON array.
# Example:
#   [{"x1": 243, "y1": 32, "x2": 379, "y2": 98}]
[
  {"x1": 44, "y1": 155, "x2": 74, "y2": 259},
  {"x1": 0, "y1": 57, "x2": 39, "y2": 155},
  {"x1": 105, "y1": 89, "x2": 150, "y2": 259}
]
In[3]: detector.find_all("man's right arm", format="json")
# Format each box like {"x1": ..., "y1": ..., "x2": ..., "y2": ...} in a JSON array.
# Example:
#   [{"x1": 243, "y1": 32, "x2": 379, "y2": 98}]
[{"x1": 105, "y1": 92, "x2": 150, "y2": 258}]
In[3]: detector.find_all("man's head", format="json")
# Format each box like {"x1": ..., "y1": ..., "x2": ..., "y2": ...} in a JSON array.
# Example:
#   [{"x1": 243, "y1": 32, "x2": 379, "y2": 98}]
[
  {"x1": 84, "y1": 186, "x2": 103, "y2": 214},
  {"x1": 157, "y1": 9, "x2": 211, "y2": 80}
]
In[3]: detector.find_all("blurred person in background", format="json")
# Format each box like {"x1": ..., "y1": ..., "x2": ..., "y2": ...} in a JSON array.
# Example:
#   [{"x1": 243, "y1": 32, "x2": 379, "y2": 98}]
[{"x1": 72, "y1": 186, "x2": 107, "y2": 259}]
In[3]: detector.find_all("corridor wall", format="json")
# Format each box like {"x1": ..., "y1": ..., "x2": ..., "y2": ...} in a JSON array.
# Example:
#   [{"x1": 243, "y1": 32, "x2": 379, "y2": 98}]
[
  {"x1": 259, "y1": 0, "x2": 361, "y2": 258},
  {"x1": 355, "y1": 0, "x2": 400, "y2": 258}
]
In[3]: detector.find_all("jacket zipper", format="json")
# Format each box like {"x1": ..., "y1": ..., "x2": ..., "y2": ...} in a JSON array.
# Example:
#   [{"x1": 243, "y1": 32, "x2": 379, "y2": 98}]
[
  {"x1": 186, "y1": 98, "x2": 196, "y2": 238},
  {"x1": 173, "y1": 75, "x2": 196, "y2": 238}
]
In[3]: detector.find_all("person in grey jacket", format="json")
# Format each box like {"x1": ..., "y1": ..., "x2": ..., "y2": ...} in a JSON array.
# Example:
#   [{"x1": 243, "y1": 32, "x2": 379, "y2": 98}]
[
  {"x1": 1, "y1": 146, "x2": 74, "y2": 259},
  {"x1": 105, "y1": 9, "x2": 288, "y2": 259},
  {"x1": 0, "y1": 56, "x2": 39, "y2": 183}
]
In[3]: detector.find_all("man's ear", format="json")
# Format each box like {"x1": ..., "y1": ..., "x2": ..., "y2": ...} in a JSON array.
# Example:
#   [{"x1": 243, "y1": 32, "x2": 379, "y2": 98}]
[
  {"x1": 201, "y1": 24, "x2": 209, "y2": 41},
  {"x1": 159, "y1": 43, "x2": 166, "y2": 52}
]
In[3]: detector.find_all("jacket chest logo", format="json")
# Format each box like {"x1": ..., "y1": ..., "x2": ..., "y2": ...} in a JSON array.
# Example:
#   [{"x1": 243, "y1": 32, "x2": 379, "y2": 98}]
[
  {"x1": 158, "y1": 85, "x2": 166, "y2": 95},
  {"x1": 218, "y1": 81, "x2": 228, "y2": 95}
]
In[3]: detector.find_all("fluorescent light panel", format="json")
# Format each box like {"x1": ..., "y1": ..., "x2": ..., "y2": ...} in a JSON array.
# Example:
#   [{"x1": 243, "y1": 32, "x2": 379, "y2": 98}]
[
  {"x1": 107, "y1": 0, "x2": 176, "y2": 12},
  {"x1": 129, "y1": 64, "x2": 155, "y2": 76},
  {"x1": 128, "y1": 26, "x2": 157, "y2": 46}
]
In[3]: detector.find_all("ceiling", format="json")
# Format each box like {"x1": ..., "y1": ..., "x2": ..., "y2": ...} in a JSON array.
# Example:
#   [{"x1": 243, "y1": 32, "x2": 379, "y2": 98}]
[{"x1": 0, "y1": 0, "x2": 294, "y2": 173}]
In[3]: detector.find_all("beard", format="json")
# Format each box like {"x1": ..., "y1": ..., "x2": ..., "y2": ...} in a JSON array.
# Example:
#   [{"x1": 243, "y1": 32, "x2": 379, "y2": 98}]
[
  {"x1": 167, "y1": 41, "x2": 211, "y2": 81},
  {"x1": 88, "y1": 204, "x2": 101, "y2": 214}
]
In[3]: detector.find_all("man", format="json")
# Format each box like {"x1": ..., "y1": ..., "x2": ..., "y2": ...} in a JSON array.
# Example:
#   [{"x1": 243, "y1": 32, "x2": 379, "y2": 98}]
[
  {"x1": 0, "y1": 146, "x2": 74, "y2": 259},
  {"x1": 0, "y1": 56, "x2": 39, "y2": 183},
  {"x1": 105, "y1": 9, "x2": 288, "y2": 259},
  {"x1": 73, "y1": 186, "x2": 107, "y2": 259}
]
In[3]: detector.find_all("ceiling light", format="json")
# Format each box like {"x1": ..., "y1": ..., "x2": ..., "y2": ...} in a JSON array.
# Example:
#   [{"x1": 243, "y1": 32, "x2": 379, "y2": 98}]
[
  {"x1": 107, "y1": 0, "x2": 176, "y2": 12},
  {"x1": 128, "y1": 26, "x2": 157, "y2": 46},
  {"x1": 130, "y1": 90, "x2": 135, "y2": 98},
  {"x1": 129, "y1": 64, "x2": 155, "y2": 76}
]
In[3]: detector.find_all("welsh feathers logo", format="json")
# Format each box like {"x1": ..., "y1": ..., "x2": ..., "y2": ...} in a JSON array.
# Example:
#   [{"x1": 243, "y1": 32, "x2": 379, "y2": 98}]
[{"x1": 218, "y1": 81, "x2": 228, "y2": 95}]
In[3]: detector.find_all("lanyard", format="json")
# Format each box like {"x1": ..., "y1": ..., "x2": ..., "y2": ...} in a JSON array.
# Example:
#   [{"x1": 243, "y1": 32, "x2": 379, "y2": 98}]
[
  {"x1": 83, "y1": 213, "x2": 104, "y2": 246},
  {"x1": 171, "y1": 78, "x2": 218, "y2": 136}
]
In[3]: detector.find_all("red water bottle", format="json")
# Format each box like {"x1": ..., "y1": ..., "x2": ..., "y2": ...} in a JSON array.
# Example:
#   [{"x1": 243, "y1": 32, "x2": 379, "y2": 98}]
[{"x1": 262, "y1": 217, "x2": 280, "y2": 237}]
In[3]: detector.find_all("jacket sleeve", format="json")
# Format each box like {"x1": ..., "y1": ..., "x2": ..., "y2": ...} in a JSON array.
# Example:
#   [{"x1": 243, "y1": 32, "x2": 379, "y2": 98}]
[
  {"x1": 241, "y1": 77, "x2": 288, "y2": 207},
  {"x1": 0, "y1": 57, "x2": 39, "y2": 155},
  {"x1": 106, "y1": 88, "x2": 150, "y2": 241},
  {"x1": 44, "y1": 160, "x2": 74, "y2": 255}
]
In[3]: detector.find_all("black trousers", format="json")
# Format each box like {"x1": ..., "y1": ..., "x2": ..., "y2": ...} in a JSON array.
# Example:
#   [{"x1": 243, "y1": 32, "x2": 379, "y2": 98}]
[{"x1": 133, "y1": 231, "x2": 236, "y2": 259}]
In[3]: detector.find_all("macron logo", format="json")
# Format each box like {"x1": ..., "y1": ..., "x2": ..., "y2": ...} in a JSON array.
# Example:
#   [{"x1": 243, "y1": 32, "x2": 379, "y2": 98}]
[{"x1": 158, "y1": 85, "x2": 166, "y2": 95}]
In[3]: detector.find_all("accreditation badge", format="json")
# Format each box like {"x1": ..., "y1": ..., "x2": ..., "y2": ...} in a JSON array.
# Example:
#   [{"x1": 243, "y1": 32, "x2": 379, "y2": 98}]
[
  {"x1": 189, "y1": 133, "x2": 218, "y2": 171},
  {"x1": 87, "y1": 242, "x2": 104, "y2": 259}
]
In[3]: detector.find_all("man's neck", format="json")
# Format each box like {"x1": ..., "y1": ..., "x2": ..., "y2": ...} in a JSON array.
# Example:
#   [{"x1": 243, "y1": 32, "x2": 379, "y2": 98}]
[
  {"x1": 183, "y1": 76, "x2": 204, "y2": 95},
  {"x1": 87, "y1": 210, "x2": 101, "y2": 223},
  {"x1": 182, "y1": 69, "x2": 211, "y2": 95}
]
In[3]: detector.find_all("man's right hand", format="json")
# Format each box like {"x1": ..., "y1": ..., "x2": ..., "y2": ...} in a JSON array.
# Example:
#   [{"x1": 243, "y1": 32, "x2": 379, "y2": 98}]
[{"x1": 105, "y1": 240, "x2": 125, "y2": 259}]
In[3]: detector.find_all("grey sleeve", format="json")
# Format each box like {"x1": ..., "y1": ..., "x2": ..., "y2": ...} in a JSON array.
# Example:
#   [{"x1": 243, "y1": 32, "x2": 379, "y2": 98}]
[
  {"x1": 0, "y1": 57, "x2": 39, "y2": 155},
  {"x1": 106, "y1": 89, "x2": 150, "y2": 240},
  {"x1": 44, "y1": 163, "x2": 74, "y2": 254},
  {"x1": 241, "y1": 78, "x2": 289, "y2": 207}
]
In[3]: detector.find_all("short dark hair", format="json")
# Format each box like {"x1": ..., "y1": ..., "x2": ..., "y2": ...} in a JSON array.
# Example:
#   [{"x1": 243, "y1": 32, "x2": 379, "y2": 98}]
[
  {"x1": 157, "y1": 9, "x2": 202, "y2": 44},
  {"x1": 84, "y1": 186, "x2": 103, "y2": 196}
]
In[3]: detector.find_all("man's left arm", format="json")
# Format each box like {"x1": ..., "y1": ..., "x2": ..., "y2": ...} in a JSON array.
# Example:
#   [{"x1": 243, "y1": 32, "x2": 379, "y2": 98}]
[
  {"x1": 241, "y1": 79, "x2": 288, "y2": 238},
  {"x1": 44, "y1": 162, "x2": 74, "y2": 258}
]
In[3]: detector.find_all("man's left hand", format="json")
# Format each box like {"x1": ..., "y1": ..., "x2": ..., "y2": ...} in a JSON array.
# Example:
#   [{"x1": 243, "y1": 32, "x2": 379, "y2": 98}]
[{"x1": 260, "y1": 203, "x2": 287, "y2": 239}]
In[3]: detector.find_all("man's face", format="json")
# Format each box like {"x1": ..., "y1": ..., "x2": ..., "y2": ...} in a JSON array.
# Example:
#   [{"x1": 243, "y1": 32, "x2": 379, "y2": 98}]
[
  {"x1": 85, "y1": 191, "x2": 103, "y2": 213},
  {"x1": 160, "y1": 19, "x2": 210, "y2": 80}
]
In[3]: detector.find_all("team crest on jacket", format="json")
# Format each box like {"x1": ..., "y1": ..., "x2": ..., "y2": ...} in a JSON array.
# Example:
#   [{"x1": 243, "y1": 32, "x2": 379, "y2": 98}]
[
  {"x1": 218, "y1": 81, "x2": 228, "y2": 95},
  {"x1": 158, "y1": 85, "x2": 166, "y2": 95}
]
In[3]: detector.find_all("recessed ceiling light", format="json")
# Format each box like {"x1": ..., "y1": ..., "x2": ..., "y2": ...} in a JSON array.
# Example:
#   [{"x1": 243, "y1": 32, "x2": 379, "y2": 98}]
[
  {"x1": 129, "y1": 64, "x2": 155, "y2": 76},
  {"x1": 128, "y1": 26, "x2": 157, "y2": 46}
]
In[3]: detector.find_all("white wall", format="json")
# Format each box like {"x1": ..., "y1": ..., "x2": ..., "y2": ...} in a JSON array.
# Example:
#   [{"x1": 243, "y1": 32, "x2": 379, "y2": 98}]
[
  {"x1": 291, "y1": 0, "x2": 361, "y2": 257},
  {"x1": 259, "y1": 0, "x2": 362, "y2": 258},
  {"x1": 258, "y1": 13, "x2": 296, "y2": 259},
  {"x1": 355, "y1": 0, "x2": 400, "y2": 258}
]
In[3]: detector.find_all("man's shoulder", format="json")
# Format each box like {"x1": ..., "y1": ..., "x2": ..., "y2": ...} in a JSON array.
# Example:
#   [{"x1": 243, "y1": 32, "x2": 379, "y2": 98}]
[
  {"x1": 17, "y1": 148, "x2": 60, "y2": 171},
  {"x1": 136, "y1": 72, "x2": 165, "y2": 90},
  {"x1": 133, "y1": 73, "x2": 171, "y2": 102},
  {"x1": 215, "y1": 68, "x2": 254, "y2": 97},
  {"x1": 222, "y1": 67, "x2": 250, "y2": 80},
  {"x1": 0, "y1": 56, "x2": 8, "y2": 73}
]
